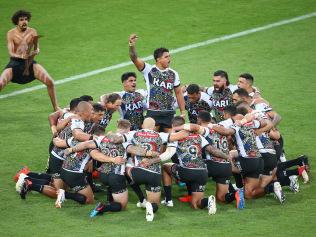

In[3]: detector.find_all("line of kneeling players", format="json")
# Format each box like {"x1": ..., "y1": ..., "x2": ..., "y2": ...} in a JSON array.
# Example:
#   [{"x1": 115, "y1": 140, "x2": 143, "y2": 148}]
[{"x1": 14, "y1": 97, "x2": 310, "y2": 222}]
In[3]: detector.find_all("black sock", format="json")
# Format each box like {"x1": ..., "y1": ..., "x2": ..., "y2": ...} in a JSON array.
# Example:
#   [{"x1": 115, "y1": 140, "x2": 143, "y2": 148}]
[
  {"x1": 85, "y1": 172, "x2": 94, "y2": 187},
  {"x1": 200, "y1": 198, "x2": 208, "y2": 208},
  {"x1": 233, "y1": 173, "x2": 243, "y2": 188},
  {"x1": 277, "y1": 157, "x2": 304, "y2": 170},
  {"x1": 25, "y1": 177, "x2": 50, "y2": 186},
  {"x1": 126, "y1": 175, "x2": 145, "y2": 202},
  {"x1": 65, "y1": 192, "x2": 87, "y2": 204},
  {"x1": 163, "y1": 185, "x2": 172, "y2": 201},
  {"x1": 264, "y1": 182, "x2": 275, "y2": 194},
  {"x1": 101, "y1": 202, "x2": 122, "y2": 213},
  {"x1": 186, "y1": 183, "x2": 192, "y2": 196},
  {"x1": 151, "y1": 203, "x2": 158, "y2": 213},
  {"x1": 285, "y1": 169, "x2": 299, "y2": 176},
  {"x1": 107, "y1": 188, "x2": 114, "y2": 202},
  {"x1": 30, "y1": 183, "x2": 44, "y2": 193},
  {"x1": 27, "y1": 172, "x2": 52, "y2": 182},
  {"x1": 277, "y1": 170, "x2": 291, "y2": 186},
  {"x1": 225, "y1": 192, "x2": 235, "y2": 203}
]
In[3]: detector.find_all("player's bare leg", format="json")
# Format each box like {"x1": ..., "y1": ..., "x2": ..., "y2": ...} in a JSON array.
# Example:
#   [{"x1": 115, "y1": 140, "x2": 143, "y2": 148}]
[
  {"x1": 0, "y1": 68, "x2": 13, "y2": 91},
  {"x1": 33, "y1": 63, "x2": 59, "y2": 111}
]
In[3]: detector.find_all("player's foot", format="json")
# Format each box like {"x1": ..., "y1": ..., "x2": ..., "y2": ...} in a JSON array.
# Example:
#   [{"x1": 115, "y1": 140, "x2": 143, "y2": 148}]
[
  {"x1": 16, "y1": 173, "x2": 28, "y2": 193},
  {"x1": 136, "y1": 199, "x2": 147, "y2": 208},
  {"x1": 14, "y1": 166, "x2": 30, "y2": 182},
  {"x1": 207, "y1": 195, "x2": 216, "y2": 215},
  {"x1": 145, "y1": 202, "x2": 154, "y2": 222},
  {"x1": 20, "y1": 179, "x2": 32, "y2": 199},
  {"x1": 273, "y1": 182, "x2": 285, "y2": 204},
  {"x1": 289, "y1": 175, "x2": 299, "y2": 193},
  {"x1": 161, "y1": 199, "x2": 174, "y2": 207},
  {"x1": 55, "y1": 189, "x2": 65, "y2": 208},
  {"x1": 178, "y1": 194, "x2": 192, "y2": 203},
  {"x1": 235, "y1": 188, "x2": 245, "y2": 209},
  {"x1": 298, "y1": 166, "x2": 309, "y2": 184},
  {"x1": 90, "y1": 202, "x2": 106, "y2": 217}
]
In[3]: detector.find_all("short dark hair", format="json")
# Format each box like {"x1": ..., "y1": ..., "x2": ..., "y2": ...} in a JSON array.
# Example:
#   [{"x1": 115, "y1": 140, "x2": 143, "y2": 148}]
[
  {"x1": 239, "y1": 73, "x2": 254, "y2": 84},
  {"x1": 224, "y1": 105, "x2": 237, "y2": 116},
  {"x1": 69, "y1": 98, "x2": 83, "y2": 111},
  {"x1": 235, "y1": 101, "x2": 250, "y2": 115},
  {"x1": 153, "y1": 47, "x2": 169, "y2": 61},
  {"x1": 197, "y1": 111, "x2": 212, "y2": 123},
  {"x1": 172, "y1": 116, "x2": 185, "y2": 127},
  {"x1": 187, "y1": 84, "x2": 200, "y2": 94},
  {"x1": 121, "y1": 72, "x2": 137, "y2": 83},
  {"x1": 214, "y1": 70, "x2": 230, "y2": 86},
  {"x1": 92, "y1": 103, "x2": 104, "y2": 112},
  {"x1": 233, "y1": 88, "x2": 249, "y2": 98},
  {"x1": 80, "y1": 95, "x2": 94, "y2": 102},
  {"x1": 12, "y1": 10, "x2": 31, "y2": 25},
  {"x1": 106, "y1": 93, "x2": 121, "y2": 104}
]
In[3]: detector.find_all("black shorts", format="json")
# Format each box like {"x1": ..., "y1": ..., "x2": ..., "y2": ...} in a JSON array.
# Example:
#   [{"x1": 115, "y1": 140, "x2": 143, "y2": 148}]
[
  {"x1": 146, "y1": 110, "x2": 175, "y2": 129},
  {"x1": 47, "y1": 154, "x2": 63, "y2": 179},
  {"x1": 261, "y1": 152, "x2": 277, "y2": 175},
  {"x1": 99, "y1": 173, "x2": 127, "y2": 194},
  {"x1": 205, "y1": 160, "x2": 232, "y2": 184},
  {"x1": 236, "y1": 156, "x2": 263, "y2": 179},
  {"x1": 130, "y1": 167, "x2": 161, "y2": 192},
  {"x1": 5, "y1": 57, "x2": 37, "y2": 84},
  {"x1": 171, "y1": 164, "x2": 208, "y2": 192},
  {"x1": 60, "y1": 168, "x2": 88, "y2": 192}
]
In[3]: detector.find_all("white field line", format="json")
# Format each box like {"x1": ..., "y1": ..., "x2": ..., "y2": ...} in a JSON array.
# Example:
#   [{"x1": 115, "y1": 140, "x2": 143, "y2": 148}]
[{"x1": 1, "y1": 12, "x2": 315, "y2": 100}]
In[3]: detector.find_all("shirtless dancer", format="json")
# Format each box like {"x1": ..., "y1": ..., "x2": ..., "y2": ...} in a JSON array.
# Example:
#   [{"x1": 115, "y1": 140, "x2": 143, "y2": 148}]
[{"x1": 0, "y1": 10, "x2": 59, "y2": 111}]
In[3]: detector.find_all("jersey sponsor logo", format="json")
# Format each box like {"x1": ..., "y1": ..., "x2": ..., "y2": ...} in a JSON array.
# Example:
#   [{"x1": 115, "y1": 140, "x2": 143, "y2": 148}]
[
  {"x1": 125, "y1": 101, "x2": 144, "y2": 111},
  {"x1": 212, "y1": 99, "x2": 230, "y2": 108},
  {"x1": 153, "y1": 78, "x2": 173, "y2": 90},
  {"x1": 136, "y1": 131, "x2": 159, "y2": 138}
]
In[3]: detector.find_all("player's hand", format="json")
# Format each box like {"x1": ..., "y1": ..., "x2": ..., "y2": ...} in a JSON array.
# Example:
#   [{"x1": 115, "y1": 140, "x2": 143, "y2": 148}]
[
  {"x1": 150, "y1": 151, "x2": 160, "y2": 158},
  {"x1": 64, "y1": 147, "x2": 73, "y2": 156},
  {"x1": 180, "y1": 111, "x2": 186, "y2": 119},
  {"x1": 113, "y1": 156, "x2": 125, "y2": 164},
  {"x1": 140, "y1": 158, "x2": 150, "y2": 168},
  {"x1": 129, "y1": 34, "x2": 138, "y2": 46}
]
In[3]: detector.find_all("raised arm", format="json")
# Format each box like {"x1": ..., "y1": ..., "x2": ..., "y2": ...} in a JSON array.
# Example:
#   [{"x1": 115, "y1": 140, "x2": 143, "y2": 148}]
[
  {"x1": 211, "y1": 124, "x2": 235, "y2": 136},
  {"x1": 72, "y1": 128, "x2": 91, "y2": 141},
  {"x1": 48, "y1": 109, "x2": 64, "y2": 137},
  {"x1": 128, "y1": 34, "x2": 145, "y2": 71}
]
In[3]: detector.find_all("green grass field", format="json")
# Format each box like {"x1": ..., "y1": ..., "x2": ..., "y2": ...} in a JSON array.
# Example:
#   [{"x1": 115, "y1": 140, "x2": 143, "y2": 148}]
[{"x1": 0, "y1": 1, "x2": 316, "y2": 236}]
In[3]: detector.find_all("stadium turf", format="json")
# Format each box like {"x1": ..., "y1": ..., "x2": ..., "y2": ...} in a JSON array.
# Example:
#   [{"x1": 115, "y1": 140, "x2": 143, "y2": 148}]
[{"x1": 0, "y1": 1, "x2": 315, "y2": 236}]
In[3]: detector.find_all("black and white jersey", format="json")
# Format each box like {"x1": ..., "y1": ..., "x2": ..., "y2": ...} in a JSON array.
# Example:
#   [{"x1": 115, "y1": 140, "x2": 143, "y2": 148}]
[
  {"x1": 206, "y1": 85, "x2": 238, "y2": 122},
  {"x1": 99, "y1": 109, "x2": 113, "y2": 129},
  {"x1": 230, "y1": 120, "x2": 261, "y2": 158},
  {"x1": 142, "y1": 63, "x2": 180, "y2": 112},
  {"x1": 62, "y1": 137, "x2": 91, "y2": 173},
  {"x1": 117, "y1": 90, "x2": 147, "y2": 130},
  {"x1": 124, "y1": 129, "x2": 170, "y2": 174},
  {"x1": 173, "y1": 133, "x2": 208, "y2": 169},
  {"x1": 203, "y1": 127, "x2": 230, "y2": 163},
  {"x1": 183, "y1": 92, "x2": 212, "y2": 124},
  {"x1": 94, "y1": 135, "x2": 128, "y2": 175}
]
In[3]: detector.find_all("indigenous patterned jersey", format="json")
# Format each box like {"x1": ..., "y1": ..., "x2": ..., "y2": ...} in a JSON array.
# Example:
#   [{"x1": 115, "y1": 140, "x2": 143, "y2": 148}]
[
  {"x1": 142, "y1": 63, "x2": 180, "y2": 112},
  {"x1": 125, "y1": 129, "x2": 169, "y2": 173},
  {"x1": 251, "y1": 102, "x2": 273, "y2": 114},
  {"x1": 99, "y1": 109, "x2": 113, "y2": 129},
  {"x1": 174, "y1": 133, "x2": 208, "y2": 169},
  {"x1": 95, "y1": 135, "x2": 127, "y2": 175},
  {"x1": 203, "y1": 128, "x2": 230, "y2": 163},
  {"x1": 206, "y1": 85, "x2": 238, "y2": 123},
  {"x1": 231, "y1": 120, "x2": 261, "y2": 158},
  {"x1": 117, "y1": 90, "x2": 147, "y2": 130},
  {"x1": 62, "y1": 137, "x2": 91, "y2": 173},
  {"x1": 184, "y1": 92, "x2": 212, "y2": 124},
  {"x1": 256, "y1": 133, "x2": 276, "y2": 154},
  {"x1": 84, "y1": 121, "x2": 96, "y2": 134},
  {"x1": 51, "y1": 117, "x2": 83, "y2": 160}
]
